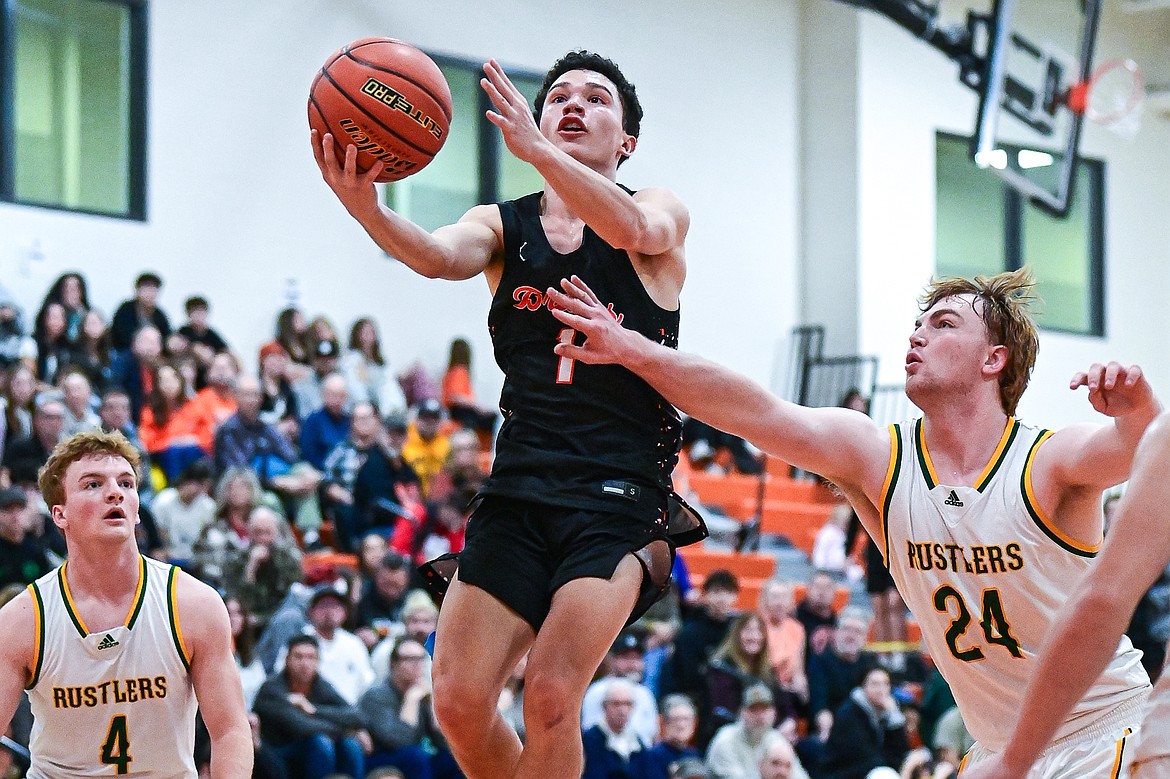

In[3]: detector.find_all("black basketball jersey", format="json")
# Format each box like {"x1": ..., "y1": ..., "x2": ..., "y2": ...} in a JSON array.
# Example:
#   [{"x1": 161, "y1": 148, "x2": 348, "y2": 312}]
[{"x1": 480, "y1": 190, "x2": 682, "y2": 519}]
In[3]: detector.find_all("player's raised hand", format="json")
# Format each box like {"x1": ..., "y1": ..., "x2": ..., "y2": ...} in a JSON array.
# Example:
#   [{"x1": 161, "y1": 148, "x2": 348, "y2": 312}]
[
  {"x1": 546, "y1": 276, "x2": 637, "y2": 367},
  {"x1": 481, "y1": 59, "x2": 548, "y2": 164},
  {"x1": 1069, "y1": 362, "x2": 1157, "y2": 418},
  {"x1": 310, "y1": 130, "x2": 384, "y2": 219}
]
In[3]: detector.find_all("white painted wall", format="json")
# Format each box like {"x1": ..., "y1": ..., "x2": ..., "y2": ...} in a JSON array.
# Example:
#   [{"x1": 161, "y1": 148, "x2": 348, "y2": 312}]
[{"x1": 0, "y1": 0, "x2": 800, "y2": 406}]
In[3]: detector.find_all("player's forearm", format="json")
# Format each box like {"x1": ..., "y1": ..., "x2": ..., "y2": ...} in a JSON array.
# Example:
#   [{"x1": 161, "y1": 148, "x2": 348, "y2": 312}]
[
  {"x1": 1000, "y1": 588, "x2": 1130, "y2": 771},
  {"x1": 208, "y1": 729, "x2": 254, "y2": 779},
  {"x1": 528, "y1": 144, "x2": 656, "y2": 251},
  {"x1": 351, "y1": 204, "x2": 468, "y2": 280}
]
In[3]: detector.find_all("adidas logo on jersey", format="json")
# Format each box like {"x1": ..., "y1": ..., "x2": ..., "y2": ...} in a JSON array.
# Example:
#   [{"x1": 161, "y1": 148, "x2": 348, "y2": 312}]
[
  {"x1": 97, "y1": 634, "x2": 119, "y2": 651},
  {"x1": 944, "y1": 490, "x2": 964, "y2": 507}
]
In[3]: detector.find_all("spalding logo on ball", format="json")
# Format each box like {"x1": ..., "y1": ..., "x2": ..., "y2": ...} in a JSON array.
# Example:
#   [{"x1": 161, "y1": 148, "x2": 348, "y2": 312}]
[{"x1": 309, "y1": 37, "x2": 453, "y2": 183}]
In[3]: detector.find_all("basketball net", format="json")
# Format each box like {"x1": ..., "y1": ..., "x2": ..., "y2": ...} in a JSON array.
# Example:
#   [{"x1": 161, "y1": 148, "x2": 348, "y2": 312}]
[{"x1": 1067, "y1": 59, "x2": 1146, "y2": 141}]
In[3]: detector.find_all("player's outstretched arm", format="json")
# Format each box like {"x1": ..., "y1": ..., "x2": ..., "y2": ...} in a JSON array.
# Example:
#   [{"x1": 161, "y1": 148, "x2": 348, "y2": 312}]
[
  {"x1": 1043, "y1": 362, "x2": 1163, "y2": 491},
  {"x1": 0, "y1": 593, "x2": 35, "y2": 741},
  {"x1": 179, "y1": 574, "x2": 253, "y2": 779},
  {"x1": 962, "y1": 412, "x2": 1170, "y2": 779},
  {"x1": 547, "y1": 276, "x2": 889, "y2": 489},
  {"x1": 311, "y1": 130, "x2": 501, "y2": 280},
  {"x1": 480, "y1": 60, "x2": 688, "y2": 258}
]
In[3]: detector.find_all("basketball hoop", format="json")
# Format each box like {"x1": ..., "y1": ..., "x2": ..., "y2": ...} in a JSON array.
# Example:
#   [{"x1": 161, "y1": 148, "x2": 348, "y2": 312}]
[{"x1": 1066, "y1": 58, "x2": 1145, "y2": 139}]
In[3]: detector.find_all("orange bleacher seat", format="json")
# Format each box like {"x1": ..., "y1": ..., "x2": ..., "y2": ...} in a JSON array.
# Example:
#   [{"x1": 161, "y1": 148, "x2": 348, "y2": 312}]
[
  {"x1": 748, "y1": 499, "x2": 836, "y2": 555},
  {"x1": 678, "y1": 547, "x2": 777, "y2": 580}
]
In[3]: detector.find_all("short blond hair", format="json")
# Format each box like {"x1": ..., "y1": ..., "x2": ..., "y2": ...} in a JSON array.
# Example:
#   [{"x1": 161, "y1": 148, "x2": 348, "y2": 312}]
[
  {"x1": 920, "y1": 267, "x2": 1039, "y2": 416},
  {"x1": 39, "y1": 430, "x2": 141, "y2": 509}
]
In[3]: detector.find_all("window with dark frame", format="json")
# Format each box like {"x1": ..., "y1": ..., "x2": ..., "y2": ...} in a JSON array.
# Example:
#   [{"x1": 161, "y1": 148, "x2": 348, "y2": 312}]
[
  {"x1": 1, "y1": 0, "x2": 147, "y2": 219},
  {"x1": 935, "y1": 131, "x2": 1105, "y2": 337},
  {"x1": 387, "y1": 55, "x2": 544, "y2": 231}
]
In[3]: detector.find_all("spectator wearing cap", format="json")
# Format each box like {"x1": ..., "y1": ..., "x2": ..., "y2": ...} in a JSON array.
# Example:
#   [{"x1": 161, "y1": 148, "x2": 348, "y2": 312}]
[
  {"x1": 637, "y1": 694, "x2": 701, "y2": 779},
  {"x1": 668, "y1": 756, "x2": 709, "y2": 779},
  {"x1": 0, "y1": 288, "x2": 36, "y2": 371},
  {"x1": 351, "y1": 551, "x2": 412, "y2": 651},
  {"x1": 401, "y1": 399, "x2": 451, "y2": 498},
  {"x1": 0, "y1": 486, "x2": 54, "y2": 588},
  {"x1": 369, "y1": 589, "x2": 438, "y2": 681},
  {"x1": 300, "y1": 373, "x2": 351, "y2": 471},
  {"x1": 2, "y1": 392, "x2": 66, "y2": 487},
  {"x1": 661, "y1": 569, "x2": 740, "y2": 708},
  {"x1": 109, "y1": 272, "x2": 172, "y2": 352},
  {"x1": 706, "y1": 684, "x2": 802, "y2": 779},
  {"x1": 583, "y1": 630, "x2": 660, "y2": 746},
  {"x1": 277, "y1": 585, "x2": 375, "y2": 705},
  {"x1": 253, "y1": 634, "x2": 367, "y2": 779},
  {"x1": 293, "y1": 338, "x2": 342, "y2": 421},
  {"x1": 223, "y1": 505, "x2": 304, "y2": 630},
  {"x1": 820, "y1": 667, "x2": 909, "y2": 779},
  {"x1": 582, "y1": 678, "x2": 648, "y2": 779}
]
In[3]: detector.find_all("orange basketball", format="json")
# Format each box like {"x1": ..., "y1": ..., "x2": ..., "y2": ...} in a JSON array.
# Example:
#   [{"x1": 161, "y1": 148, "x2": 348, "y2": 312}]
[{"x1": 308, "y1": 37, "x2": 452, "y2": 183}]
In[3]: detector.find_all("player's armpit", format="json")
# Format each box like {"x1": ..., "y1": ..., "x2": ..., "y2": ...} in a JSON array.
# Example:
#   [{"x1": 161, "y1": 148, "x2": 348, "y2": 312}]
[{"x1": 0, "y1": 592, "x2": 38, "y2": 732}]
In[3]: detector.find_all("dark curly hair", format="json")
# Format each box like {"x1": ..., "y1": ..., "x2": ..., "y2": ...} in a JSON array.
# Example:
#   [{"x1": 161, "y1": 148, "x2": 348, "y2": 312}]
[{"x1": 533, "y1": 51, "x2": 642, "y2": 164}]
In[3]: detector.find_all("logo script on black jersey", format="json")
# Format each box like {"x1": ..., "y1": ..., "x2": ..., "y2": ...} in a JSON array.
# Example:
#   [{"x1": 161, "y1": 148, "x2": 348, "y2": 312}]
[
  {"x1": 511, "y1": 286, "x2": 625, "y2": 324},
  {"x1": 944, "y1": 490, "x2": 964, "y2": 507}
]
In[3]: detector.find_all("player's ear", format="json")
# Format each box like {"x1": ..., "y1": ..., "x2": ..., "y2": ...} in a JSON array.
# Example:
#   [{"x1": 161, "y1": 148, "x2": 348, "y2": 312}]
[
  {"x1": 983, "y1": 344, "x2": 1008, "y2": 376},
  {"x1": 51, "y1": 505, "x2": 67, "y2": 530},
  {"x1": 620, "y1": 134, "x2": 636, "y2": 159}
]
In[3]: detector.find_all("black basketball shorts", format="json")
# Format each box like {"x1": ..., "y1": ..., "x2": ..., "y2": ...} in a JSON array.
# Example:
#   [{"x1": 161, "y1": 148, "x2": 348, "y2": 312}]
[{"x1": 456, "y1": 495, "x2": 674, "y2": 632}]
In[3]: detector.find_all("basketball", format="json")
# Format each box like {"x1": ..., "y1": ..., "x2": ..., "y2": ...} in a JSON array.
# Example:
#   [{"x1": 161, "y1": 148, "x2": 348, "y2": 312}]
[{"x1": 308, "y1": 37, "x2": 453, "y2": 183}]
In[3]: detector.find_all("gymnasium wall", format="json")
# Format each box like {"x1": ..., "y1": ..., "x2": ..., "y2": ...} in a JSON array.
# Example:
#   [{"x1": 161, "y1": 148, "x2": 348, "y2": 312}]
[{"x1": 0, "y1": 0, "x2": 1165, "y2": 430}]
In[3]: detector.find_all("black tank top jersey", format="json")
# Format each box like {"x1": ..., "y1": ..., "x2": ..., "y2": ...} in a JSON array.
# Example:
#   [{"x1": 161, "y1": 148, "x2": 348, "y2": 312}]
[{"x1": 480, "y1": 190, "x2": 682, "y2": 519}]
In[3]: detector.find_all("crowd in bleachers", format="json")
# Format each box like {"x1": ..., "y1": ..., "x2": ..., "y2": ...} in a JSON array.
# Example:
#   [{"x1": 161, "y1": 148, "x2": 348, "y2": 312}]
[{"x1": 0, "y1": 270, "x2": 1165, "y2": 779}]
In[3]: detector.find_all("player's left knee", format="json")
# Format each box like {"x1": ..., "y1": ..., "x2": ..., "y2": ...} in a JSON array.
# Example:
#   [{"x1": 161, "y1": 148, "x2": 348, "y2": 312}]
[{"x1": 523, "y1": 668, "x2": 579, "y2": 733}]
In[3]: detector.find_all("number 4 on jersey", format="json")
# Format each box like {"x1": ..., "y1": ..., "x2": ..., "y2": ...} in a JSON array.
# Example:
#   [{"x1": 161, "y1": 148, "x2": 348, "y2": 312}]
[{"x1": 101, "y1": 714, "x2": 132, "y2": 774}]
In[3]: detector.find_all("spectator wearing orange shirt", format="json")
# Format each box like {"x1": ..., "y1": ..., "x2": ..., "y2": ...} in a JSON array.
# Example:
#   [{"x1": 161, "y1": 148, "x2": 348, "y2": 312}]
[
  {"x1": 191, "y1": 352, "x2": 240, "y2": 429},
  {"x1": 139, "y1": 361, "x2": 215, "y2": 482},
  {"x1": 440, "y1": 337, "x2": 496, "y2": 439},
  {"x1": 758, "y1": 581, "x2": 810, "y2": 711}
]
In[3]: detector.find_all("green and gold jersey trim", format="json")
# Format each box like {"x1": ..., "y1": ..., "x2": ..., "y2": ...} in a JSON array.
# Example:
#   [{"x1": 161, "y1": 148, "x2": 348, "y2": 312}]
[
  {"x1": 167, "y1": 565, "x2": 191, "y2": 671},
  {"x1": 914, "y1": 417, "x2": 1019, "y2": 491},
  {"x1": 59, "y1": 555, "x2": 149, "y2": 637},
  {"x1": 27, "y1": 582, "x2": 45, "y2": 689},
  {"x1": 1021, "y1": 429, "x2": 1100, "y2": 557},
  {"x1": 879, "y1": 423, "x2": 903, "y2": 565}
]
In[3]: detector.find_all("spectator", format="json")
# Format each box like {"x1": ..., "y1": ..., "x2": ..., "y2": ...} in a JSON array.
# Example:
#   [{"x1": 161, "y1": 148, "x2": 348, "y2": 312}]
[
  {"x1": 440, "y1": 337, "x2": 496, "y2": 438},
  {"x1": 259, "y1": 343, "x2": 300, "y2": 443},
  {"x1": 190, "y1": 351, "x2": 240, "y2": 428},
  {"x1": 637, "y1": 694, "x2": 701, "y2": 779},
  {"x1": 341, "y1": 317, "x2": 407, "y2": 415},
  {"x1": 369, "y1": 588, "x2": 441, "y2": 681},
  {"x1": 706, "y1": 684, "x2": 786, "y2": 779},
  {"x1": 760, "y1": 738, "x2": 807, "y2": 779},
  {"x1": 253, "y1": 635, "x2": 367, "y2": 779},
  {"x1": 682, "y1": 417, "x2": 763, "y2": 476},
  {"x1": 811, "y1": 505, "x2": 855, "y2": 581},
  {"x1": 355, "y1": 445, "x2": 421, "y2": 549},
  {"x1": 96, "y1": 386, "x2": 153, "y2": 493},
  {"x1": 306, "y1": 316, "x2": 340, "y2": 351},
  {"x1": 398, "y1": 493, "x2": 467, "y2": 566},
  {"x1": 222, "y1": 505, "x2": 303, "y2": 629},
  {"x1": 0, "y1": 486, "x2": 54, "y2": 588},
  {"x1": 929, "y1": 706, "x2": 973, "y2": 772},
  {"x1": 704, "y1": 613, "x2": 789, "y2": 746},
  {"x1": 64, "y1": 308, "x2": 112, "y2": 389},
  {"x1": 669, "y1": 757, "x2": 709, "y2": 779},
  {"x1": 109, "y1": 271, "x2": 172, "y2": 351},
  {"x1": 361, "y1": 636, "x2": 457, "y2": 779},
  {"x1": 2, "y1": 392, "x2": 66, "y2": 487},
  {"x1": 293, "y1": 338, "x2": 342, "y2": 420},
  {"x1": 757, "y1": 581, "x2": 809, "y2": 708},
  {"x1": 322, "y1": 401, "x2": 391, "y2": 552},
  {"x1": 0, "y1": 294, "x2": 36, "y2": 373},
  {"x1": 1, "y1": 363, "x2": 36, "y2": 456},
  {"x1": 821, "y1": 667, "x2": 910, "y2": 779},
  {"x1": 175, "y1": 295, "x2": 231, "y2": 389},
  {"x1": 214, "y1": 375, "x2": 301, "y2": 479},
  {"x1": 57, "y1": 369, "x2": 100, "y2": 437},
  {"x1": 663, "y1": 569, "x2": 740, "y2": 707},
  {"x1": 807, "y1": 608, "x2": 880, "y2": 734},
  {"x1": 36, "y1": 271, "x2": 89, "y2": 345},
  {"x1": 151, "y1": 458, "x2": 216, "y2": 565},
  {"x1": 32, "y1": 301, "x2": 71, "y2": 385},
  {"x1": 582, "y1": 678, "x2": 648, "y2": 779},
  {"x1": 352, "y1": 551, "x2": 411, "y2": 651},
  {"x1": 401, "y1": 398, "x2": 451, "y2": 497},
  {"x1": 226, "y1": 595, "x2": 267, "y2": 709},
  {"x1": 583, "y1": 631, "x2": 659, "y2": 747},
  {"x1": 300, "y1": 373, "x2": 350, "y2": 471},
  {"x1": 277, "y1": 585, "x2": 376, "y2": 706},
  {"x1": 138, "y1": 361, "x2": 215, "y2": 482},
  {"x1": 261, "y1": 307, "x2": 310, "y2": 373},
  {"x1": 795, "y1": 570, "x2": 840, "y2": 658},
  {"x1": 192, "y1": 468, "x2": 290, "y2": 588},
  {"x1": 108, "y1": 324, "x2": 164, "y2": 420}
]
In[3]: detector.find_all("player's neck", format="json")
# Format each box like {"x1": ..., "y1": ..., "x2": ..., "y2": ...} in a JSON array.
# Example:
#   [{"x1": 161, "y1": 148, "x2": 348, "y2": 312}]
[
  {"x1": 539, "y1": 188, "x2": 582, "y2": 223},
  {"x1": 920, "y1": 405, "x2": 1012, "y2": 482},
  {"x1": 65, "y1": 544, "x2": 142, "y2": 600}
]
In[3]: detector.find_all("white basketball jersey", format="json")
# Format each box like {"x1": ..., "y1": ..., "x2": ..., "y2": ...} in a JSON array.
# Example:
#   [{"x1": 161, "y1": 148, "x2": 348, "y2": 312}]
[
  {"x1": 25, "y1": 556, "x2": 197, "y2": 778},
  {"x1": 881, "y1": 418, "x2": 1149, "y2": 752}
]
